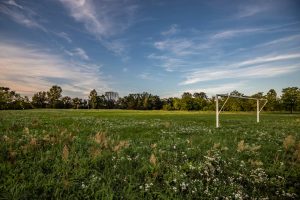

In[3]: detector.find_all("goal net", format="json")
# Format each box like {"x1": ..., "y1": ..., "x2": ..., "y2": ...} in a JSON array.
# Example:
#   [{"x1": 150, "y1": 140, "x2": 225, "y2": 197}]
[{"x1": 215, "y1": 94, "x2": 267, "y2": 128}]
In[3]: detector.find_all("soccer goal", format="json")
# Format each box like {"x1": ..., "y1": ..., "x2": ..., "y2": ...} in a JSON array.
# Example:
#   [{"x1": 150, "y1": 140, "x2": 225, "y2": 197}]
[{"x1": 215, "y1": 94, "x2": 268, "y2": 128}]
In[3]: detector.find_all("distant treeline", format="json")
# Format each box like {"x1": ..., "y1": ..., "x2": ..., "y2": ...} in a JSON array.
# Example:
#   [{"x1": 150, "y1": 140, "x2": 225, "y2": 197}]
[{"x1": 0, "y1": 86, "x2": 300, "y2": 113}]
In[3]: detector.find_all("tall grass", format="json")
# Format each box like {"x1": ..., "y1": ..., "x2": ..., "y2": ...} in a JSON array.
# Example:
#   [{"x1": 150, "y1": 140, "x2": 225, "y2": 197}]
[{"x1": 0, "y1": 110, "x2": 299, "y2": 199}]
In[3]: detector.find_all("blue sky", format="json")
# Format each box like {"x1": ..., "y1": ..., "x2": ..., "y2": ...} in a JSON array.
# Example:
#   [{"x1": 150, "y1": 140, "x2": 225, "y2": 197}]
[{"x1": 0, "y1": 0, "x2": 300, "y2": 98}]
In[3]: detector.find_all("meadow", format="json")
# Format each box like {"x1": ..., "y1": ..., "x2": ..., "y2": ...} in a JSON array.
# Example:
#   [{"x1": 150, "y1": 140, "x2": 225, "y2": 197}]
[{"x1": 0, "y1": 109, "x2": 299, "y2": 199}]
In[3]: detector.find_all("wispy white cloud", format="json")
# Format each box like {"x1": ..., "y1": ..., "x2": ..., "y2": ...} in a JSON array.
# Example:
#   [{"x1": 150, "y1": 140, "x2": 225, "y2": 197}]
[
  {"x1": 65, "y1": 47, "x2": 89, "y2": 60},
  {"x1": 211, "y1": 28, "x2": 262, "y2": 39},
  {"x1": 59, "y1": 0, "x2": 138, "y2": 55},
  {"x1": 137, "y1": 72, "x2": 152, "y2": 80},
  {"x1": 148, "y1": 53, "x2": 187, "y2": 72},
  {"x1": 137, "y1": 72, "x2": 161, "y2": 81},
  {"x1": 232, "y1": 53, "x2": 300, "y2": 68},
  {"x1": 256, "y1": 34, "x2": 300, "y2": 48},
  {"x1": 237, "y1": 4, "x2": 268, "y2": 18},
  {"x1": 161, "y1": 24, "x2": 179, "y2": 36},
  {"x1": 154, "y1": 38, "x2": 211, "y2": 56},
  {"x1": 5, "y1": 0, "x2": 23, "y2": 9},
  {"x1": 56, "y1": 32, "x2": 72, "y2": 43},
  {"x1": 0, "y1": 1, "x2": 47, "y2": 32},
  {"x1": 0, "y1": 41, "x2": 109, "y2": 97},
  {"x1": 180, "y1": 55, "x2": 300, "y2": 85}
]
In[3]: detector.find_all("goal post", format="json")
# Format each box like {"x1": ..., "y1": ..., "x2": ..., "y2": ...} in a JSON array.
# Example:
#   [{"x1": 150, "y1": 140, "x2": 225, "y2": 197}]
[{"x1": 215, "y1": 94, "x2": 267, "y2": 128}]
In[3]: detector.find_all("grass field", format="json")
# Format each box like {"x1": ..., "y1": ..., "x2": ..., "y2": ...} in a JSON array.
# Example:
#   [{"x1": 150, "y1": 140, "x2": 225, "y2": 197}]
[{"x1": 0, "y1": 110, "x2": 300, "y2": 199}]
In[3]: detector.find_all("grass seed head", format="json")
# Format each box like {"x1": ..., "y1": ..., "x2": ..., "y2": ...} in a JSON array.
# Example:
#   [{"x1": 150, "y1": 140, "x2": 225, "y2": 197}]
[
  {"x1": 23, "y1": 127, "x2": 30, "y2": 135},
  {"x1": 150, "y1": 153, "x2": 157, "y2": 166},
  {"x1": 237, "y1": 140, "x2": 245, "y2": 152},
  {"x1": 151, "y1": 143, "x2": 157, "y2": 149},
  {"x1": 30, "y1": 137, "x2": 37, "y2": 146},
  {"x1": 90, "y1": 147, "x2": 101, "y2": 158},
  {"x1": 293, "y1": 141, "x2": 300, "y2": 162},
  {"x1": 94, "y1": 132, "x2": 108, "y2": 148},
  {"x1": 283, "y1": 135, "x2": 295, "y2": 150},
  {"x1": 113, "y1": 140, "x2": 129, "y2": 152},
  {"x1": 213, "y1": 143, "x2": 221, "y2": 149},
  {"x1": 249, "y1": 159, "x2": 264, "y2": 166},
  {"x1": 62, "y1": 145, "x2": 69, "y2": 161},
  {"x1": 164, "y1": 121, "x2": 171, "y2": 128},
  {"x1": 3, "y1": 135, "x2": 11, "y2": 143},
  {"x1": 250, "y1": 145, "x2": 261, "y2": 152}
]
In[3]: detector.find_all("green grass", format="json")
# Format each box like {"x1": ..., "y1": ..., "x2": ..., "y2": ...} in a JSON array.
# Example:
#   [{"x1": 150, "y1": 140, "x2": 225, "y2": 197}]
[{"x1": 0, "y1": 109, "x2": 299, "y2": 199}]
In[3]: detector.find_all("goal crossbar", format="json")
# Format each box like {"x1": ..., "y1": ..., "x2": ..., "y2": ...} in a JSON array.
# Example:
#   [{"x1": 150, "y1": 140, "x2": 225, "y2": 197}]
[{"x1": 216, "y1": 94, "x2": 267, "y2": 128}]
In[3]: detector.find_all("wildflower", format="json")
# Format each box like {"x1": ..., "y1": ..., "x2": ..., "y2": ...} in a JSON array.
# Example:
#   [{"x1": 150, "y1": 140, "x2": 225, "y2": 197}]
[
  {"x1": 172, "y1": 186, "x2": 177, "y2": 192},
  {"x1": 81, "y1": 182, "x2": 87, "y2": 189},
  {"x1": 180, "y1": 182, "x2": 187, "y2": 190}
]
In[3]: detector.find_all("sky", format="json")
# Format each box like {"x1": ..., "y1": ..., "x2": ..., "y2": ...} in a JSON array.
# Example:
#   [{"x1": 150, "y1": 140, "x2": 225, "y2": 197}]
[{"x1": 0, "y1": 0, "x2": 300, "y2": 98}]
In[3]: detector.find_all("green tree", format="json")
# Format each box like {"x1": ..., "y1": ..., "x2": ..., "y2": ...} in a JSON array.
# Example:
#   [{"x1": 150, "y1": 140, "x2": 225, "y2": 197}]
[
  {"x1": 72, "y1": 97, "x2": 82, "y2": 109},
  {"x1": 32, "y1": 91, "x2": 47, "y2": 108},
  {"x1": 193, "y1": 92, "x2": 208, "y2": 110},
  {"x1": 0, "y1": 87, "x2": 13, "y2": 109},
  {"x1": 225, "y1": 90, "x2": 244, "y2": 111},
  {"x1": 281, "y1": 87, "x2": 300, "y2": 113},
  {"x1": 89, "y1": 89, "x2": 98, "y2": 109},
  {"x1": 266, "y1": 89, "x2": 278, "y2": 111},
  {"x1": 62, "y1": 96, "x2": 72, "y2": 108},
  {"x1": 47, "y1": 85, "x2": 62, "y2": 108},
  {"x1": 181, "y1": 92, "x2": 194, "y2": 110}
]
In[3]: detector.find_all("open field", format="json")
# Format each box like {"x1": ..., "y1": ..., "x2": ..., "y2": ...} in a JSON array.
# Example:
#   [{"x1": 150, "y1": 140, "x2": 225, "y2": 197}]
[{"x1": 0, "y1": 110, "x2": 300, "y2": 199}]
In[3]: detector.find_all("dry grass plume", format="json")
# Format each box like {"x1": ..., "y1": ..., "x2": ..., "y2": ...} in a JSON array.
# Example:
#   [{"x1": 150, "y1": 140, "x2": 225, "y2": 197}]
[
  {"x1": 150, "y1": 153, "x2": 157, "y2": 166},
  {"x1": 94, "y1": 132, "x2": 108, "y2": 148},
  {"x1": 283, "y1": 135, "x2": 296, "y2": 150},
  {"x1": 113, "y1": 140, "x2": 129, "y2": 152},
  {"x1": 62, "y1": 145, "x2": 69, "y2": 161}
]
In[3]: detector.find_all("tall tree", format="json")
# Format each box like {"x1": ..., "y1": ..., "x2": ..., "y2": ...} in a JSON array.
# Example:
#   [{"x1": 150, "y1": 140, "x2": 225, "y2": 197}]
[
  {"x1": 266, "y1": 89, "x2": 278, "y2": 111},
  {"x1": 0, "y1": 87, "x2": 12, "y2": 109},
  {"x1": 89, "y1": 89, "x2": 98, "y2": 109},
  {"x1": 62, "y1": 96, "x2": 72, "y2": 108},
  {"x1": 47, "y1": 85, "x2": 62, "y2": 108},
  {"x1": 281, "y1": 87, "x2": 300, "y2": 114},
  {"x1": 105, "y1": 91, "x2": 119, "y2": 101},
  {"x1": 32, "y1": 91, "x2": 47, "y2": 108},
  {"x1": 181, "y1": 92, "x2": 194, "y2": 110},
  {"x1": 72, "y1": 97, "x2": 82, "y2": 109}
]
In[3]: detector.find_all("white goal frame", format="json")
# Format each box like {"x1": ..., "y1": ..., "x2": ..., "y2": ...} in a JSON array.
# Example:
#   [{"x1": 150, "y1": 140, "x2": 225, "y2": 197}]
[{"x1": 216, "y1": 94, "x2": 268, "y2": 128}]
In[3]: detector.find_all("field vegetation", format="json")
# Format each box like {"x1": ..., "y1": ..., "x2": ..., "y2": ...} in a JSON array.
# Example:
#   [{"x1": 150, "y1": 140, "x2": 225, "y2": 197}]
[{"x1": 1, "y1": 110, "x2": 299, "y2": 199}]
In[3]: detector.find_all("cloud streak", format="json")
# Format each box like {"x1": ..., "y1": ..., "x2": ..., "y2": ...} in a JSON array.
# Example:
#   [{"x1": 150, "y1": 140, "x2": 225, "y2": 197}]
[
  {"x1": 0, "y1": 1, "x2": 47, "y2": 32},
  {"x1": 0, "y1": 41, "x2": 109, "y2": 97},
  {"x1": 161, "y1": 24, "x2": 179, "y2": 36},
  {"x1": 59, "y1": 0, "x2": 139, "y2": 55},
  {"x1": 180, "y1": 53, "x2": 300, "y2": 85},
  {"x1": 65, "y1": 48, "x2": 89, "y2": 60}
]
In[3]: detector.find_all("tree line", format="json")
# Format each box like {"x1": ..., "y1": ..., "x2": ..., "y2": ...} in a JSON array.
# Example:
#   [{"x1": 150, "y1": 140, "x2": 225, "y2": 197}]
[{"x1": 0, "y1": 85, "x2": 300, "y2": 113}]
